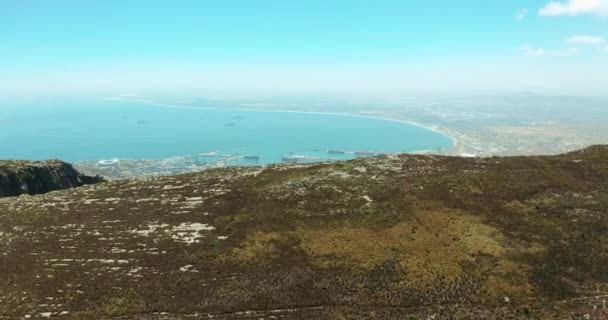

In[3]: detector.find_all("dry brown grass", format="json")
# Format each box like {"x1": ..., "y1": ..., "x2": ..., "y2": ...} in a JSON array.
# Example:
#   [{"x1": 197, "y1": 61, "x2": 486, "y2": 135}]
[
  {"x1": 296, "y1": 210, "x2": 507, "y2": 286},
  {"x1": 228, "y1": 231, "x2": 284, "y2": 262},
  {"x1": 482, "y1": 261, "x2": 534, "y2": 300}
]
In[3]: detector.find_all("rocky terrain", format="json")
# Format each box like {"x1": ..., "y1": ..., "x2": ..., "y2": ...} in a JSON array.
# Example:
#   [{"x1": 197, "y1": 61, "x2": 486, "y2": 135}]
[
  {"x1": 1, "y1": 147, "x2": 608, "y2": 319},
  {"x1": 0, "y1": 160, "x2": 104, "y2": 197}
]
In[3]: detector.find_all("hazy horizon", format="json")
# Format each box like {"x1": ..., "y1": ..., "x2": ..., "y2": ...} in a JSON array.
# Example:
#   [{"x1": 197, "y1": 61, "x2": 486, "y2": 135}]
[{"x1": 2, "y1": 0, "x2": 608, "y2": 99}]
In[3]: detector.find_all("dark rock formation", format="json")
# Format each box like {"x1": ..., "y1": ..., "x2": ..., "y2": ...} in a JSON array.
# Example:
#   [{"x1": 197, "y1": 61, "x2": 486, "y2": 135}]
[{"x1": 0, "y1": 160, "x2": 104, "y2": 197}]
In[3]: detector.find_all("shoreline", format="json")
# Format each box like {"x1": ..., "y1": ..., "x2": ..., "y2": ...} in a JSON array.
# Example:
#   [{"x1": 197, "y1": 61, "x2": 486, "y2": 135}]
[
  {"x1": 232, "y1": 107, "x2": 459, "y2": 151},
  {"x1": 83, "y1": 97, "x2": 461, "y2": 167},
  {"x1": 132, "y1": 99, "x2": 460, "y2": 153}
]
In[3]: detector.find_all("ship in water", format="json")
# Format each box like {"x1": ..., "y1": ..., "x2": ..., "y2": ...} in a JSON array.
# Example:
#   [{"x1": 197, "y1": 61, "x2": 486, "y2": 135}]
[
  {"x1": 282, "y1": 155, "x2": 320, "y2": 163},
  {"x1": 354, "y1": 151, "x2": 376, "y2": 157},
  {"x1": 198, "y1": 151, "x2": 218, "y2": 158},
  {"x1": 281, "y1": 156, "x2": 299, "y2": 163},
  {"x1": 328, "y1": 149, "x2": 345, "y2": 155},
  {"x1": 98, "y1": 158, "x2": 120, "y2": 165},
  {"x1": 243, "y1": 155, "x2": 260, "y2": 161}
]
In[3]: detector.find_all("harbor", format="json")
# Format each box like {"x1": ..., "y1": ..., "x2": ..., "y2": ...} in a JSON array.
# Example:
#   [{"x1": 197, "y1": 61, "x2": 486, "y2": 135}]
[{"x1": 78, "y1": 148, "x2": 386, "y2": 179}]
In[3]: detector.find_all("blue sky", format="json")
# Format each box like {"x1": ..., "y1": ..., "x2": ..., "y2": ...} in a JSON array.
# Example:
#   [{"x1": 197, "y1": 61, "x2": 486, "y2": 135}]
[{"x1": 1, "y1": 0, "x2": 607, "y2": 98}]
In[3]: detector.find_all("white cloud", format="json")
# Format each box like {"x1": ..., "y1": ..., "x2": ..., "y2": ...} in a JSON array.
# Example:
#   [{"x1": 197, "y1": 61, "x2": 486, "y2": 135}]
[
  {"x1": 539, "y1": 0, "x2": 608, "y2": 16},
  {"x1": 603, "y1": 45, "x2": 608, "y2": 51},
  {"x1": 521, "y1": 45, "x2": 581, "y2": 56},
  {"x1": 516, "y1": 8, "x2": 529, "y2": 20},
  {"x1": 566, "y1": 35, "x2": 606, "y2": 44}
]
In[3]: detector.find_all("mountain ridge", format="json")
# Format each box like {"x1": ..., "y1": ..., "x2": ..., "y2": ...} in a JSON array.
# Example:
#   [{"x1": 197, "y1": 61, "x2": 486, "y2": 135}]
[
  {"x1": 1, "y1": 146, "x2": 607, "y2": 319},
  {"x1": 0, "y1": 159, "x2": 104, "y2": 197}
]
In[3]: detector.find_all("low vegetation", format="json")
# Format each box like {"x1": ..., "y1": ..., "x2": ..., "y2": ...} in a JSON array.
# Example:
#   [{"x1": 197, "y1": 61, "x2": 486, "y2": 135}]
[{"x1": 1, "y1": 146, "x2": 608, "y2": 319}]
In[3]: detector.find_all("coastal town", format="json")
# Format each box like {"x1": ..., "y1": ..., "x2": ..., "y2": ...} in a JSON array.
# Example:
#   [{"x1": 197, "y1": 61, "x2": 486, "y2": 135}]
[{"x1": 73, "y1": 94, "x2": 608, "y2": 180}]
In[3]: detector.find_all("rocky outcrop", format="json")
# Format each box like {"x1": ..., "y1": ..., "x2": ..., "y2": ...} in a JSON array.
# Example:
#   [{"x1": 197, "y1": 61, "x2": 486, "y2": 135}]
[{"x1": 0, "y1": 160, "x2": 104, "y2": 197}]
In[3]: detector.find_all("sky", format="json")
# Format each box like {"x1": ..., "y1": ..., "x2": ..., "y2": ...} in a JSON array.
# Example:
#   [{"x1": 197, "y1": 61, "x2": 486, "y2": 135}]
[{"x1": 1, "y1": 0, "x2": 608, "y2": 99}]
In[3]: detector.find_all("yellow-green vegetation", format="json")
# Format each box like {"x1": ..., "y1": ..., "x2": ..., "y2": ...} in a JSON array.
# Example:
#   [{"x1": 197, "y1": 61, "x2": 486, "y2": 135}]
[
  {"x1": 297, "y1": 210, "x2": 504, "y2": 280},
  {"x1": 295, "y1": 209, "x2": 537, "y2": 304},
  {"x1": 229, "y1": 231, "x2": 284, "y2": 262},
  {"x1": 97, "y1": 289, "x2": 145, "y2": 317},
  {"x1": 1, "y1": 146, "x2": 608, "y2": 319}
]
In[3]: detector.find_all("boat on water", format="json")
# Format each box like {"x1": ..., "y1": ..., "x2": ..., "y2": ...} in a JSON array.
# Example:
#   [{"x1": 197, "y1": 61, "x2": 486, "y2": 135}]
[
  {"x1": 281, "y1": 156, "x2": 299, "y2": 163},
  {"x1": 354, "y1": 151, "x2": 375, "y2": 156},
  {"x1": 198, "y1": 151, "x2": 218, "y2": 157},
  {"x1": 282, "y1": 155, "x2": 320, "y2": 163},
  {"x1": 328, "y1": 149, "x2": 345, "y2": 155},
  {"x1": 243, "y1": 155, "x2": 260, "y2": 161},
  {"x1": 98, "y1": 158, "x2": 120, "y2": 165}
]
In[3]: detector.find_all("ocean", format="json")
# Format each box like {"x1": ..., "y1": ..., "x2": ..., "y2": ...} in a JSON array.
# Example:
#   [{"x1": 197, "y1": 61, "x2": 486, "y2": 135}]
[{"x1": 0, "y1": 100, "x2": 454, "y2": 164}]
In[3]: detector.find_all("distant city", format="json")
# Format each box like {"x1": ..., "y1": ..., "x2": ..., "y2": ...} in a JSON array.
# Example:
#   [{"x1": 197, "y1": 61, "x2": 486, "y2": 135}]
[{"x1": 74, "y1": 93, "x2": 608, "y2": 179}]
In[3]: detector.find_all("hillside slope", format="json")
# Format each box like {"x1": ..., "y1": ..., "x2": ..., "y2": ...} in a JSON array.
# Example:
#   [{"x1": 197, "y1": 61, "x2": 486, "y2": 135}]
[
  {"x1": 0, "y1": 160, "x2": 104, "y2": 197},
  {"x1": 1, "y1": 147, "x2": 608, "y2": 319}
]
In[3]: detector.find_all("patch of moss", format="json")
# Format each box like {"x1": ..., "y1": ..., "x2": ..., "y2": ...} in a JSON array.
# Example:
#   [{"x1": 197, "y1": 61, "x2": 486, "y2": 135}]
[
  {"x1": 228, "y1": 231, "x2": 285, "y2": 262},
  {"x1": 296, "y1": 210, "x2": 509, "y2": 286}
]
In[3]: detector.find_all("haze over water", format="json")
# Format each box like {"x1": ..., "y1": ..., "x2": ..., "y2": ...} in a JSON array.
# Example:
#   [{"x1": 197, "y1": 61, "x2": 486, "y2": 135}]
[{"x1": 0, "y1": 100, "x2": 453, "y2": 164}]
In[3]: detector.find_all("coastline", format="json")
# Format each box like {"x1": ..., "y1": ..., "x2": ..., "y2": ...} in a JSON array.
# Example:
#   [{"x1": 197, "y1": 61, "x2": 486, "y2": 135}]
[
  {"x1": 133, "y1": 99, "x2": 460, "y2": 153},
  {"x1": 233, "y1": 107, "x2": 459, "y2": 151}
]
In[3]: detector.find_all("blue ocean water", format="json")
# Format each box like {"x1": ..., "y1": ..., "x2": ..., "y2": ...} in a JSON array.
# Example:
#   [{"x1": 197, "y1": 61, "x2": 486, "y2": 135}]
[{"x1": 0, "y1": 100, "x2": 454, "y2": 164}]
